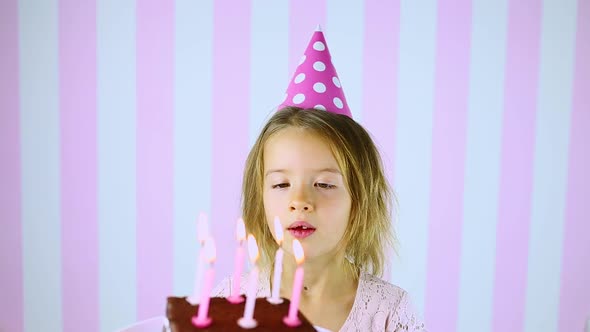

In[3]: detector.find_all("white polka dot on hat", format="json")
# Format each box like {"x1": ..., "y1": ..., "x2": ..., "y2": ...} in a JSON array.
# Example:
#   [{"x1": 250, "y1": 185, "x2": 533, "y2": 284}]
[{"x1": 278, "y1": 25, "x2": 352, "y2": 118}]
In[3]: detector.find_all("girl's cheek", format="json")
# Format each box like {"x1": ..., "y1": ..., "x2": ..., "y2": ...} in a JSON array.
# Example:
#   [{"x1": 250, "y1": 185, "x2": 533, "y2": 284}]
[{"x1": 264, "y1": 193, "x2": 284, "y2": 205}]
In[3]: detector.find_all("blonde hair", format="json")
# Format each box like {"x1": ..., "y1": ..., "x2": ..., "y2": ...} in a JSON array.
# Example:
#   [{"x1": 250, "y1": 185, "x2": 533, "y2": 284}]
[{"x1": 242, "y1": 107, "x2": 396, "y2": 277}]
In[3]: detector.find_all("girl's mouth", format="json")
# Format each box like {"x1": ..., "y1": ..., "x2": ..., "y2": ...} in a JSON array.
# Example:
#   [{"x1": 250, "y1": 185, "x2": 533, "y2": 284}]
[{"x1": 287, "y1": 223, "x2": 316, "y2": 239}]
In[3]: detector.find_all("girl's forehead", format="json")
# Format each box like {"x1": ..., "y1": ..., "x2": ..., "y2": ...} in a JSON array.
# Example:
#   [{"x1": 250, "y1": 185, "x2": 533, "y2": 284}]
[{"x1": 263, "y1": 128, "x2": 341, "y2": 172}]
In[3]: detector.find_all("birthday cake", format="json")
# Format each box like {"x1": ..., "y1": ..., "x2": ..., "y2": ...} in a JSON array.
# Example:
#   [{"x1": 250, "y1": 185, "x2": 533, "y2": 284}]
[{"x1": 166, "y1": 296, "x2": 317, "y2": 331}]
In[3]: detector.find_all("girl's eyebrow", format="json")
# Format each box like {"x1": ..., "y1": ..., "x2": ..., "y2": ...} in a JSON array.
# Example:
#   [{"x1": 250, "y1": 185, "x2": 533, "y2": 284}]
[
  {"x1": 264, "y1": 169, "x2": 286, "y2": 177},
  {"x1": 265, "y1": 169, "x2": 286, "y2": 177},
  {"x1": 265, "y1": 168, "x2": 342, "y2": 177},
  {"x1": 316, "y1": 168, "x2": 342, "y2": 175}
]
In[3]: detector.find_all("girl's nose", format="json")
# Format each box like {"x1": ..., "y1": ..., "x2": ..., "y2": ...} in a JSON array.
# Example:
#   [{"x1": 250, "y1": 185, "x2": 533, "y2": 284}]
[
  {"x1": 289, "y1": 200, "x2": 312, "y2": 212},
  {"x1": 289, "y1": 187, "x2": 313, "y2": 212}
]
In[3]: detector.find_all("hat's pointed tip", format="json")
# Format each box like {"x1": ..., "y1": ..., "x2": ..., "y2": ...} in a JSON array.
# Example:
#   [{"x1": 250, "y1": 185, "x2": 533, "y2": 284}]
[{"x1": 315, "y1": 24, "x2": 322, "y2": 32}]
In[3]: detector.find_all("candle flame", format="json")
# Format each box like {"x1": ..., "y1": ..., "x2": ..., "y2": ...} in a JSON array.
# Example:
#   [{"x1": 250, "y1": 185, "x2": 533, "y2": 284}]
[
  {"x1": 274, "y1": 216, "x2": 283, "y2": 244},
  {"x1": 197, "y1": 212, "x2": 209, "y2": 244},
  {"x1": 236, "y1": 218, "x2": 246, "y2": 242},
  {"x1": 292, "y1": 239, "x2": 304, "y2": 264},
  {"x1": 247, "y1": 234, "x2": 259, "y2": 263},
  {"x1": 203, "y1": 237, "x2": 216, "y2": 263}
]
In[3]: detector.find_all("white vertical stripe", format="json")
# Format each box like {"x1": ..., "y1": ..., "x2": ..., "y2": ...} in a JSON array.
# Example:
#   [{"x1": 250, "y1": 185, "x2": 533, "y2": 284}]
[
  {"x1": 392, "y1": 0, "x2": 437, "y2": 315},
  {"x1": 97, "y1": 0, "x2": 137, "y2": 330},
  {"x1": 326, "y1": 0, "x2": 365, "y2": 121},
  {"x1": 524, "y1": 0, "x2": 577, "y2": 330},
  {"x1": 249, "y1": 0, "x2": 289, "y2": 146},
  {"x1": 457, "y1": 1, "x2": 507, "y2": 331},
  {"x1": 19, "y1": 1, "x2": 62, "y2": 331},
  {"x1": 173, "y1": 0, "x2": 214, "y2": 296}
]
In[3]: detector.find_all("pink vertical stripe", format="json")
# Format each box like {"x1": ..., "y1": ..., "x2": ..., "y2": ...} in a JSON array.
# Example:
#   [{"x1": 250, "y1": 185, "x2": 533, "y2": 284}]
[
  {"x1": 136, "y1": 0, "x2": 174, "y2": 319},
  {"x1": 361, "y1": 0, "x2": 400, "y2": 279},
  {"x1": 211, "y1": 1, "x2": 251, "y2": 282},
  {"x1": 288, "y1": 0, "x2": 326, "y2": 76},
  {"x1": 424, "y1": 1, "x2": 472, "y2": 330},
  {"x1": 558, "y1": 0, "x2": 590, "y2": 330},
  {"x1": 0, "y1": 1, "x2": 23, "y2": 331},
  {"x1": 59, "y1": 1, "x2": 99, "y2": 331},
  {"x1": 492, "y1": 0, "x2": 541, "y2": 330}
]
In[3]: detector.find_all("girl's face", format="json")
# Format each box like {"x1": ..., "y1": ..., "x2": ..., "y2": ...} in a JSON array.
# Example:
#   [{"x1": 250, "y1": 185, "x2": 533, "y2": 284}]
[{"x1": 262, "y1": 127, "x2": 352, "y2": 260}]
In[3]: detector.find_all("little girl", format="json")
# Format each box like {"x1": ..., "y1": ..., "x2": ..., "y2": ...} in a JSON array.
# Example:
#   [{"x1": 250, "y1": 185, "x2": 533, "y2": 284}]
[{"x1": 212, "y1": 28, "x2": 427, "y2": 332}]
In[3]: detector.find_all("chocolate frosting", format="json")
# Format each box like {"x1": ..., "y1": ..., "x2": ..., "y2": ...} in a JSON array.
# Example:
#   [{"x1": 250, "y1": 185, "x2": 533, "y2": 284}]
[{"x1": 166, "y1": 296, "x2": 317, "y2": 331}]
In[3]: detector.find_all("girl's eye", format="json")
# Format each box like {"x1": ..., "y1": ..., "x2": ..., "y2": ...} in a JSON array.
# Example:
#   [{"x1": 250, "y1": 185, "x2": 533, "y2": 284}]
[
  {"x1": 316, "y1": 183, "x2": 336, "y2": 189},
  {"x1": 272, "y1": 183, "x2": 289, "y2": 189}
]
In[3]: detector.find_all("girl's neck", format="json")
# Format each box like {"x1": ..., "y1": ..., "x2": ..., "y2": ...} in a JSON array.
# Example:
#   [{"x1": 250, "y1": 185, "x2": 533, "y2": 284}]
[{"x1": 278, "y1": 250, "x2": 358, "y2": 300}]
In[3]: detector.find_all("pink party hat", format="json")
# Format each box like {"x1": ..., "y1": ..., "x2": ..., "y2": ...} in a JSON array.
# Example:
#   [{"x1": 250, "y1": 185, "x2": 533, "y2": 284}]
[{"x1": 278, "y1": 25, "x2": 352, "y2": 118}]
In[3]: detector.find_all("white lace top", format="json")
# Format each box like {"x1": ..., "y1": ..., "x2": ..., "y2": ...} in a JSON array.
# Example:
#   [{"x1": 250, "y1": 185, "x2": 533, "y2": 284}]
[{"x1": 211, "y1": 269, "x2": 427, "y2": 332}]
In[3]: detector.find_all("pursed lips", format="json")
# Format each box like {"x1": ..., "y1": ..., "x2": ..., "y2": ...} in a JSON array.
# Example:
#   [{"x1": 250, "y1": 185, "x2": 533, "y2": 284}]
[{"x1": 287, "y1": 221, "x2": 316, "y2": 239}]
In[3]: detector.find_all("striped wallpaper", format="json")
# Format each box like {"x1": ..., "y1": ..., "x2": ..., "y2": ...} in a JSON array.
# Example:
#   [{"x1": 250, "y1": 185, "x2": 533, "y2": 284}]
[{"x1": 1, "y1": 0, "x2": 588, "y2": 331}]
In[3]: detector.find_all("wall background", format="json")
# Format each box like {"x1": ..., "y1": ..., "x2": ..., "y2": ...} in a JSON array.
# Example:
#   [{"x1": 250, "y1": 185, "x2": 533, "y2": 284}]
[{"x1": 1, "y1": 0, "x2": 588, "y2": 331}]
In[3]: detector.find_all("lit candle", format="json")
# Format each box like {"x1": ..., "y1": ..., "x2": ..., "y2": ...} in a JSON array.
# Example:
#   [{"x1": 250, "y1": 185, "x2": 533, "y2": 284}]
[
  {"x1": 237, "y1": 234, "x2": 260, "y2": 329},
  {"x1": 188, "y1": 212, "x2": 209, "y2": 304},
  {"x1": 191, "y1": 237, "x2": 216, "y2": 328},
  {"x1": 283, "y1": 239, "x2": 305, "y2": 327},
  {"x1": 227, "y1": 218, "x2": 246, "y2": 304},
  {"x1": 267, "y1": 216, "x2": 284, "y2": 304}
]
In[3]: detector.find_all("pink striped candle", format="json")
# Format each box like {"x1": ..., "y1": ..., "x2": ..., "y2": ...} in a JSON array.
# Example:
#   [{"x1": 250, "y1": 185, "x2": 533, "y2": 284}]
[
  {"x1": 283, "y1": 239, "x2": 305, "y2": 327},
  {"x1": 237, "y1": 235, "x2": 260, "y2": 329},
  {"x1": 268, "y1": 216, "x2": 284, "y2": 304},
  {"x1": 188, "y1": 213, "x2": 210, "y2": 304},
  {"x1": 192, "y1": 238, "x2": 216, "y2": 328},
  {"x1": 227, "y1": 218, "x2": 247, "y2": 304}
]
